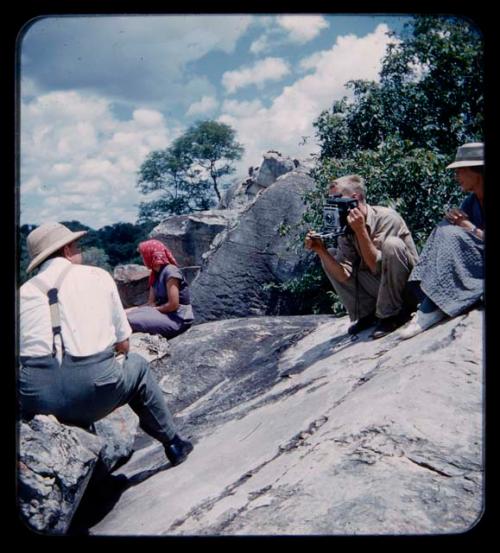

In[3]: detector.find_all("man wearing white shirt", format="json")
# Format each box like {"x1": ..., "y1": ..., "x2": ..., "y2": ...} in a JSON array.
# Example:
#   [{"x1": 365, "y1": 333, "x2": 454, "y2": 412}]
[{"x1": 19, "y1": 222, "x2": 193, "y2": 467}]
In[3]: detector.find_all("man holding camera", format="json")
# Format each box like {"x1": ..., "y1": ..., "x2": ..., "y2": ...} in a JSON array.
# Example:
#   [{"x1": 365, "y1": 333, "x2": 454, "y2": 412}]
[{"x1": 305, "y1": 175, "x2": 419, "y2": 339}]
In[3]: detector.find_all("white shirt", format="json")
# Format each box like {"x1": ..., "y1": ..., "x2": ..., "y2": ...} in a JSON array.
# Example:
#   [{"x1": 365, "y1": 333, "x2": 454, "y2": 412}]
[{"x1": 20, "y1": 257, "x2": 132, "y2": 357}]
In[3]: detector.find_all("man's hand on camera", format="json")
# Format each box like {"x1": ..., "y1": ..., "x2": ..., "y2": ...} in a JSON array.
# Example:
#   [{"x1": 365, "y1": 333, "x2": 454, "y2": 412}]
[
  {"x1": 305, "y1": 231, "x2": 327, "y2": 253},
  {"x1": 346, "y1": 207, "x2": 366, "y2": 234}
]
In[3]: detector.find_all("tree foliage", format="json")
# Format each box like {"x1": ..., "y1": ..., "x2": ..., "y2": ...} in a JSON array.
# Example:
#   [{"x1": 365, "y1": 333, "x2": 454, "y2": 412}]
[
  {"x1": 137, "y1": 120, "x2": 244, "y2": 223},
  {"x1": 291, "y1": 15, "x2": 484, "y2": 315}
]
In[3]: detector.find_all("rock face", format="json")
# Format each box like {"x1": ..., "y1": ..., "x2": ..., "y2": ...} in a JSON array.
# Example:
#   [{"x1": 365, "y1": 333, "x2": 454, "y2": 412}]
[
  {"x1": 113, "y1": 151, "x2": 311, "y2": 316},
  {"x1": 18, "y1": 407, "x2": 139, "y2": 535},
  {"x1": 89, "y1": 309, "x2": 483, "y2": 536},
  {"x1": 18, "y1": 415, "x2": 102, "y2": 535},
  {"x1": 219, "y1": 151, "x2": 299, "y2": 210},
  {"x1": 253, "y1": 150, "x2": 297, "y2": 188},
  {"x1": 114, "y1": 264, "x2": 150, "y2": 308},
  {"x1": 92, "y1": 407, "x2": 140, "y2": 473},
  {"x1": 150, "y1": 210, "x2": 240, "y2": 269},
  {"x1": 190, "y1": 169, "x2": 315, "y2": 322}
]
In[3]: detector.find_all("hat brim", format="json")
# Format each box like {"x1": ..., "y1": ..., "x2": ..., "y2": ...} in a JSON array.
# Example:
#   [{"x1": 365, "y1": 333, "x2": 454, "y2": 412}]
[
  {"x1": 26, "y1": 230, "x2": 87, "y2": 273},
  {"x1": 446, "y1": 160, "x2": 484, "y2": 169}
]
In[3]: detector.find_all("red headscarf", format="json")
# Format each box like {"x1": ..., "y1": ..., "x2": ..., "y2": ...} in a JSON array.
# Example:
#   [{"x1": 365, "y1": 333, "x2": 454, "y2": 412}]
[{"x1": 138, "y1": 239, "x2": 179, "y2": 286}]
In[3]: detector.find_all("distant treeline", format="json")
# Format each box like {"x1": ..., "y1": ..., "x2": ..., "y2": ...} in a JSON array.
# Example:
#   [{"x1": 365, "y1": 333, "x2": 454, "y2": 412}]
[{"x1": 18, "y1": 220, "x2": 156, "y2": 285}]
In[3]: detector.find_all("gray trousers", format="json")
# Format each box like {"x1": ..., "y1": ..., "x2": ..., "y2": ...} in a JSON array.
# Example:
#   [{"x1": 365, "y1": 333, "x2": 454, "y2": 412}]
[
  {"x1": 19, "y1": 348, "x2": 177, "y2": 444},
  {"x1": 325, "y1": 236, "x2": 417, "y2": 321}
]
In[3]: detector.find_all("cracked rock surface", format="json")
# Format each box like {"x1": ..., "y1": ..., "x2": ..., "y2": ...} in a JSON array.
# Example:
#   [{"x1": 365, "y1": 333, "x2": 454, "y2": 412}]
[{"x1": 86, "y1": 309, "x2": 483, "y2": 536}]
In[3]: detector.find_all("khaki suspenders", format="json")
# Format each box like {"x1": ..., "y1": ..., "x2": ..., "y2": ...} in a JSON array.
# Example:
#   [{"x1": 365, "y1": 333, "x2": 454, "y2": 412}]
[{"x1": 30, "y1": 264, "x2": 73, "y2": 358}]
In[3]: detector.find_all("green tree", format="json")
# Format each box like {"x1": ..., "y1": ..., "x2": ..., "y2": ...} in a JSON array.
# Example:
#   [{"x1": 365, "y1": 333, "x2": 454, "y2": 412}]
[
  {"x1": 315, "y1": 16, "x2": 484, "y2": 161},
  {"x1": 82, "y1": 247, "x2": 112, "y2": 272},
  {"x1": 137, "y1": 120, "x2": 244, "y2": 223},
  {"x1": 96, "y1": 221, "x2": 155, "y2": 266},
  {"x1": 285, "y1": 15, "x2": 484, "y2": 315}
]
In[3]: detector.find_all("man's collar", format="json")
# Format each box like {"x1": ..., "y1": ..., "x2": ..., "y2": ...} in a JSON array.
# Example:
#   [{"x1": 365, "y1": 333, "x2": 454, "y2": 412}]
[{"x1": 38, "y1": 256, "x2": 71, "y2": 273}]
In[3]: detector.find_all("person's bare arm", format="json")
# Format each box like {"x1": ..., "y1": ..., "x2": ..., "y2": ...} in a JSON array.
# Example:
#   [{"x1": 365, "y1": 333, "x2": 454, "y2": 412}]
[
  {"x1": 156, "y1": 279, "x2": 181, "y2": 314},
  {"x1": 305, "y1": 231, "x2": 350, "y2": 282}
]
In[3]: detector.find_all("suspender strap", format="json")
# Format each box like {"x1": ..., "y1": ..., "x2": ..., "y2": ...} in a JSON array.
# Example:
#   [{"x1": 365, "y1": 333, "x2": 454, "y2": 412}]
[{"x1": 30, "y1": 264, "x2": 74, "y2": 357}]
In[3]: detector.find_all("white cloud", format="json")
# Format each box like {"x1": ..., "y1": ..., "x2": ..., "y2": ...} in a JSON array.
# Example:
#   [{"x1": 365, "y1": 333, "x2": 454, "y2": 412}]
[
  {"x1": 21, "y1": 15, "x2": 254, "y2": 110},
  {"x1": 249, "y1": 35, "x2": 270, "y2": 55},
  {"x1": 133, "y1": 109, "x2": 165, "y2": 128},
  {"x1": 20, "y1": 91, "x2": 172, "y2": 228},
  {"x1": 219, "y1": 24, "x2": 394, "y2": 174},
  {"x1": 186, "y1": 95, "x2": 219, "y2": 116},
  {"x1": 250, "y1": 15, "x2": 329, "y2": 56},
  {"x1": 222, "y1": 57, "x2": 291, "y2": 94},
  {"x1": 277, "y1": 15, "x2": 329, "y2": 43}
]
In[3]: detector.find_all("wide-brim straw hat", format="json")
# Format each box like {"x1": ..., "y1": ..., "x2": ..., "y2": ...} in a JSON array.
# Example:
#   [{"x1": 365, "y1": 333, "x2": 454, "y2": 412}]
[
  {"x1": 446, "y1": 142, "x2": 484, "y2": 169},
  {"x1": 26, "y1": 222, "x2": 87, "y2": 273}
]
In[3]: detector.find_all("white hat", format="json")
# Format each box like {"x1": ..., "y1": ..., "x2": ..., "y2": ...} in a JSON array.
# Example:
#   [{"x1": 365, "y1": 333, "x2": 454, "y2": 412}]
[
  {"x1": 446, "y1": 142, "x2": 484, "y2": 169},
  {"x1": 26, "y1": 222, "x2": 87, "y2": 273}
]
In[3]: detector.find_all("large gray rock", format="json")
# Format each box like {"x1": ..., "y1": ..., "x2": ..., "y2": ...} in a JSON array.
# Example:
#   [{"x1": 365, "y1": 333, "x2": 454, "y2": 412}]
[
  {"x1": 219, "y1": 151, "x2": 300, "y2": 210},
  {"x1": 93, "y1": 407, "x2": 140, "y2": 473},
  {"x1": 114, "y1": 264, "x2": 150, "y2": 308},
  {"x1": 18, "y1": 406, "x2": 139, "y2": 535},
  {"x1": 18, "y1": 415, "x2": 103, "y2": 535},
  {"x1": 150, "y1": 210, "x2": 240, "y2": 269},
  {"x1": 190, "y1": 170, "x2": 315, "y2": 322},
  {"x1": 253, "y1": 150, "x2": 297, "y2": 188},
  {"x1": 90, "y1": 309, "x2": 483, "y2": 536}
]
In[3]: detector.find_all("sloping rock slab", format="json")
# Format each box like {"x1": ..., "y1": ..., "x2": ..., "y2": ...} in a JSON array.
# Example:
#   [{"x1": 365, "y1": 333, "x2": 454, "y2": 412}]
[{"x1": 90, "y1": 309, "x2": 483, "y2": 536}]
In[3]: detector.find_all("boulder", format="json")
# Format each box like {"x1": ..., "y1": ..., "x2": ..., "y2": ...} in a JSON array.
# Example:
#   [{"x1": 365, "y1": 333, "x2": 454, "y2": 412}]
[
  {"x1": 93, "y1": 407, "x2": 140, "y2": 473},
  {"x1": 190, "y1": 169, "x2": 316, "y2": 322},
  {"x1": 113, "y1": 264, "x2": 150, "y2": 308},
  {"x1": 18, "y1": 406, "x2": 139, "y2": 535},
  {"x1": 219, "y1": 152, "x2": 303, "y2": 210},
  {"x1": 88, "y1": 309, "x2": 484, "y2": 536},
  {"x1": 253, "y1": 151, "x2": 297, "y2": 189},
  {"x1": 150, "y1": 210, "x2": 240, "y2": 269},
  {"x1": 18, "y1": 415, "x2": 102, "y2": 535},
  {"x1": 218, "y1": 178, "x2": 257, "y2": 210}
]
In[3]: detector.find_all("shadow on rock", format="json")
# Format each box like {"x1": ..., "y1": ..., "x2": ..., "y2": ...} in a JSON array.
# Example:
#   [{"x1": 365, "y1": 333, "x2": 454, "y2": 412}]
[
  {"x1": 68, "y1": 461, "x2": 170, "y2": 535},
  {"x1": 282, "y1": 332, "x2": 362, "y2": 377}
]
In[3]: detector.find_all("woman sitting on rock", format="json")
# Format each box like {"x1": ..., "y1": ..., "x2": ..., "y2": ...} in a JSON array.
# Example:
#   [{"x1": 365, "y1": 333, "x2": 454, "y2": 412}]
[
  {"x1": 126, "y1": 239, "x2": 194, "y2": 338},
  {"x1": 399, "y1": 142, "x2": 484, "y2": 339}
]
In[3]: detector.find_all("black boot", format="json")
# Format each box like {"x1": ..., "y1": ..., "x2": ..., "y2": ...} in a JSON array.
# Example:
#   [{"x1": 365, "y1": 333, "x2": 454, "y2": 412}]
[
  {"x1": 164, "y1": 434, "x2": 194, "y2": 466},
  {"x1": 348, "y1": 312, "x2": 377, "y2": 335}
]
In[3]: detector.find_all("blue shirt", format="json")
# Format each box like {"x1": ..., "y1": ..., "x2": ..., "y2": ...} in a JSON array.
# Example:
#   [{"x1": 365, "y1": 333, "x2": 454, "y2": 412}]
[{"x1": 460, "y1": 193, "x2": 484, "y2": 230}]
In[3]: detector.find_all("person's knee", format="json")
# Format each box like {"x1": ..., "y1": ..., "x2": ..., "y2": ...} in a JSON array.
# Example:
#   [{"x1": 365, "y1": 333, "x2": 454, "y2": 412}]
[
  {"x1": 381, "y1": 236, "x2": 406, "y2": 257},
  {"x1": 440, "y1": 222, "x2": 467, "y2": 240}
]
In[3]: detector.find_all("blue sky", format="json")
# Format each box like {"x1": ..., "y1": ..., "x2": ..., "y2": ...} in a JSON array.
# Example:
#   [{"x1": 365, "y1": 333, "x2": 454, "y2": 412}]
[{"x1": 19, "y1": 14, "x2": 410, "y2": 229}]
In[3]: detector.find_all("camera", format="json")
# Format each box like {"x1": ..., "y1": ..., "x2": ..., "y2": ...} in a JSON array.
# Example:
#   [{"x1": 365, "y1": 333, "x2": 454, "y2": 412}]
[{"x1": 314, "y1": 194, "x2": 358, "y2": 240}]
